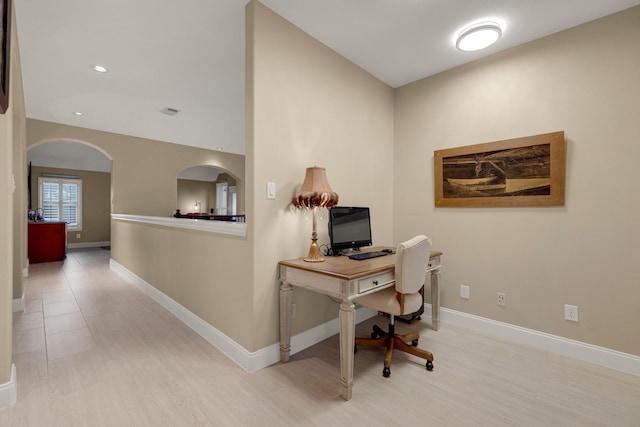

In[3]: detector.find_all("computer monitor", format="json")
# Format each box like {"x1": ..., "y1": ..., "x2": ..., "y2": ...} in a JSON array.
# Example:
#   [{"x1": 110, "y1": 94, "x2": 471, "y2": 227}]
[{"x1": 328, "y1": 206, "x2": 372, "y2": 254}]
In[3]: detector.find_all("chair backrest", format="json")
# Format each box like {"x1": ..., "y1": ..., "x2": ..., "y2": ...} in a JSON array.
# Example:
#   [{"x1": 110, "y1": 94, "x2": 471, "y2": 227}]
[{"x1": 395, "y1": 235, "x2": 432, "y2": 295}]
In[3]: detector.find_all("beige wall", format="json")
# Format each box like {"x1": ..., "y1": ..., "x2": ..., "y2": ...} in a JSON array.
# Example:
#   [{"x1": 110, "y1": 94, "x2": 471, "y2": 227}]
[
  {"x1": 26, "y1": 119, "x2": 245, "y2": 217},
  {"x1": 1, "y1": 5, "x2": 26, "y2": 384},
  {"x1": 394, "y1": 6, "x2": 640, "y2": 355},
  {"x1": 247, "y1": 1, "x2": 395, "y2": 346},
  {"x1": 11, "y1": 17, "x2": 27, "y2": 305},
  {"x1": 25, "y1": 121, "x2": 252, "y2": 348},
  {"x1": 111, "y1": 220, "x2": 254, "y2": 349},
  {"x1": 31, "y1": 166, "x2": 111, "y2": 244},
  {"x1": 8, "y1": 1, "x2": 636, "y2": 374}
]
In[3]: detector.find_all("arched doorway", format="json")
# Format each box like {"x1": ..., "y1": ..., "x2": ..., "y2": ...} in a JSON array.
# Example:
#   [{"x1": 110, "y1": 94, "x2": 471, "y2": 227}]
[{"x1": 27, "y1": 140, "x2": 113, "y2": 249}]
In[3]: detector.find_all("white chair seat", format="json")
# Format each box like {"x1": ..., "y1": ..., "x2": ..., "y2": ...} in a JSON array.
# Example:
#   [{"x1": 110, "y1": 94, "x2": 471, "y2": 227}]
[{"x1": 354, "y1": 287, "x2": 422, "y2": 317}]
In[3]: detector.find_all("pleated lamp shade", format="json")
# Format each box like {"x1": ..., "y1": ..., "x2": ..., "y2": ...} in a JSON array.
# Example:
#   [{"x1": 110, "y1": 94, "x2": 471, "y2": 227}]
[
  {"x1": 292, "y1": 167, "x2": 339, "y2": 262},
  {"x1": 292, "y1": 167, "x2": 339, "y2": 209}
]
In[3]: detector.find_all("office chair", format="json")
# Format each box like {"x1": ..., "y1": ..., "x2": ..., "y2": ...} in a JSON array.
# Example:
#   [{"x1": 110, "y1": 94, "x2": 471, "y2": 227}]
[{"x1": 353, "y1": 235, "x2": 434, "y2": 377}]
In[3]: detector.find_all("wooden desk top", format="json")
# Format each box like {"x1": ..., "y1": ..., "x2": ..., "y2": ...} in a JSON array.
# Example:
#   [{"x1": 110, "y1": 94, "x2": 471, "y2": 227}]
[{"x1": 279, "y1": 247, "x2": 442, "y2": 281}]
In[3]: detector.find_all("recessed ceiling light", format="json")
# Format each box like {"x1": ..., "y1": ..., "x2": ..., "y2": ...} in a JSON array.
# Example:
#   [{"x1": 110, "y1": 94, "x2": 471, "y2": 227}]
[
  {"x1": 456, "y1": 21, "x2": 502, "y2": 52},
  {"x1": 216, "y1": 147, "x2": 224, "y2": 151},
  {"x1": 92, "y1": 65, "x2": 108, "y2": 73},
  {"x1": 73, "y1": 111, "x2": 83, "y2": 116}
]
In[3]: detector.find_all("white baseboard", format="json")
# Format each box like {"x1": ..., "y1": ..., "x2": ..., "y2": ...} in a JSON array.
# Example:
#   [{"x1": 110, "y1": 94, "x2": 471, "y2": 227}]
[
  {"x1": 68, "y1": 241, "x2": 111, "y2": 249},
  {"x1": 0, "y1": 364, "x2": 17, "y2": 410},
  {"x1": 432, "y1": 305, "x2": 640, "y2": 377},
  {"x1": 106, "y1": 259, "x2": 639, "y2": 378},
  {"x1": 12, "y1": 294, "x2": 25, "y2": 312},
  {"x1": 109, "y1": 258, "x2": 375, "y2": 373},
  {"x1": 109, "y1": 259, "x2": 256, "y2": 371}
]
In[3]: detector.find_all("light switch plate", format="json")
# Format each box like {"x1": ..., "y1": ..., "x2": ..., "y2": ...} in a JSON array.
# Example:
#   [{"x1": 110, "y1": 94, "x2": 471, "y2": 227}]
[{"x1": 267, "y1": 182, "x2": 276, "y2": 200}]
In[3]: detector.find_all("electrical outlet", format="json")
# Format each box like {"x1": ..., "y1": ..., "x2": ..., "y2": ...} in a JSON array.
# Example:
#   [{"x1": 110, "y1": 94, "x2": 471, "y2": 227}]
[
  {"x1": 460, "y1": 285, "x2": 470, "y2": 299},
  {"x1": 564, "y1": 304, "x2": 579, "y2": 322},
  {"x1": 497, "y1": 292, "x2": 506, "y2": 307},
  {"x1": 76, "y1": 233, "x2": 81, "y2": 239}
]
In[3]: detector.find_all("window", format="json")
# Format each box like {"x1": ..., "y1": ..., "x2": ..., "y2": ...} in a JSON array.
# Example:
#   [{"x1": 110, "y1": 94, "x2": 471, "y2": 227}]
[
  {"x1": 38, "y1": 177, "x2": 82, "y2": 231},
  {"x1": 229, "y1": 186, "x2": 237, "y2": 215},
  {"x1": 216, "y1": 182, "x2": 228, "y2": 215}
]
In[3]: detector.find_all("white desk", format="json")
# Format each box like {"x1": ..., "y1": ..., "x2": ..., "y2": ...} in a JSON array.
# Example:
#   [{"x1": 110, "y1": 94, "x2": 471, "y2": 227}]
[{"x1": 279, "y1": 248, "x2": 442, "y2": 400}]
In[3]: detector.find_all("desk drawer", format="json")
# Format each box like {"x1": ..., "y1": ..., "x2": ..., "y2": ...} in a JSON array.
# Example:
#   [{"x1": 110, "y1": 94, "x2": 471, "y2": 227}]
[{"x1": 358, "y1": 271, "x2": 394, "y2": 294}]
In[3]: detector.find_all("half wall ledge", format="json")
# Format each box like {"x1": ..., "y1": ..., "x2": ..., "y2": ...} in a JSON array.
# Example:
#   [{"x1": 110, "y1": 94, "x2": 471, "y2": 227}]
[{"x1": 111, "y1": 214, "x2": 247, "y2": 237}]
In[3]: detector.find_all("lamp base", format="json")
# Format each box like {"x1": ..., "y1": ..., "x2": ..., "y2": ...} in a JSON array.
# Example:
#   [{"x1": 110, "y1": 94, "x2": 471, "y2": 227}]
[{"x1": 303, "y1": 241, "x2": 325, "y2": 262}]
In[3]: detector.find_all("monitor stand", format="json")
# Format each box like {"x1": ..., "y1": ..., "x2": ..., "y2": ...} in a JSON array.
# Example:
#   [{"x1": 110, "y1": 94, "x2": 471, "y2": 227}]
[
  {"x1": 336, "y1": 248, "x2": 363, "y2": 256},
  {"x1": 327, "y1": 247, "x2": 363, "y2": 257}
]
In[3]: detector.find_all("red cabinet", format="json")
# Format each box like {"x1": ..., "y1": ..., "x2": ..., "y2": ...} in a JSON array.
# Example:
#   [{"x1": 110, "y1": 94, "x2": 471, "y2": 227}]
[{"x1": 28, "y1": 222, "x2": 67, "y2": 263}]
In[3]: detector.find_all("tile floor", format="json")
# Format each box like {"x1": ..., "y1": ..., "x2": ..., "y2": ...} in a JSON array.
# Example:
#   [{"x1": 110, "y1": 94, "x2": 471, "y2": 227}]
[{"x1": 3, "y1": 248, "x2": 640, "y2": 426}]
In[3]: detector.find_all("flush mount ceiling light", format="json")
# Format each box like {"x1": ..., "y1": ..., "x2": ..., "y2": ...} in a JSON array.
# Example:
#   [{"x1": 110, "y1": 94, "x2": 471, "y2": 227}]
[
  {"x1": 456, "y1": 21, "x2": 502, "y2": 52},
  {"x1": 73, "y1": 111, "x2": 83, "y2": 116},
  {"x1": 92, "y1": 64, "x2": 108, "y2": 73}
]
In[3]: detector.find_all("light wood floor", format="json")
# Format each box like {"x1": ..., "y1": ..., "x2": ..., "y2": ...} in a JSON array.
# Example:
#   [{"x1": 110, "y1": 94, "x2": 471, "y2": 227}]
[{"x1": 2, "y1": 248, "x2": 639, "y2": 426}]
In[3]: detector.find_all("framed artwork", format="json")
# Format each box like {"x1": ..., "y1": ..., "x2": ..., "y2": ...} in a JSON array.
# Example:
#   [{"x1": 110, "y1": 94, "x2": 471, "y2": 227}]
[
  {"x1": 0, "y1": 0, "x2": 10, "y2": 114},
  {"x1": 434, "y1": 131, "x2": 565, "y2": 207}
]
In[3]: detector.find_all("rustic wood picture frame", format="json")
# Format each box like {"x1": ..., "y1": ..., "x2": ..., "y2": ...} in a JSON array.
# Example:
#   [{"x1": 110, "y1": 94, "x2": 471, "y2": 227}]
[{"x1": 434, "y1": 131, "x2": 565, "y2": 207}]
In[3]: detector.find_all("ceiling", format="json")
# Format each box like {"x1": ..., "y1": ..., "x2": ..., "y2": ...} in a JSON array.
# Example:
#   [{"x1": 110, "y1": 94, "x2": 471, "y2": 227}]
[{"x1": 16, "y1": 0, "x2": 640, "y2": 158}]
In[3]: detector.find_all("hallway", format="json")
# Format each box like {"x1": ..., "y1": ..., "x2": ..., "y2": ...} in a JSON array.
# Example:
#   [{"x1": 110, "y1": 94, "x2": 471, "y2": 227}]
[
  {"x1": 3, "y1": 248, "x2": 640, "y2": 426},
  {"x1": 8, "y1": 248, "x2": 250, "y2": 425}
]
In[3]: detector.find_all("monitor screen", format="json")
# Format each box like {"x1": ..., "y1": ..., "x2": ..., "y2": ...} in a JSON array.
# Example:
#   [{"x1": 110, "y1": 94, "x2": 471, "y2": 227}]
[{"x1": 328, "y1": 206, "x2": 372, "y2": 254}]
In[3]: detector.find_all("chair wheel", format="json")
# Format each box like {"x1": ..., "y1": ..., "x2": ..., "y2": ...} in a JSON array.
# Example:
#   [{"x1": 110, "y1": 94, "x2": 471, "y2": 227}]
[
  {"x1": 426, "y1": 360, "x2": 434, "y2": 371},
  {"x1": 382, "y1": 367, "x2": 391, "y2": 378},
  {"x1": 371, "y1": 332, "x2": 379, "y2": 339},
  {"x1": 411, "y1": 339, "x2": 419, "y2": 346}
]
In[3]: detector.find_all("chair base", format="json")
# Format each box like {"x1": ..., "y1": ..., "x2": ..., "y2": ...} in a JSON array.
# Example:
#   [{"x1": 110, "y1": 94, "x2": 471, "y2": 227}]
[{"x1": 355, "y1": 322, "x2": 434, "y2": 377}]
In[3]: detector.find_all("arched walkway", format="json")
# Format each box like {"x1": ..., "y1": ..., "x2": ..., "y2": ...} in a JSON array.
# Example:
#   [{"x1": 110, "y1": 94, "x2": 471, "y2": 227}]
[
  {"x1": 27, "y1": 139, "x2": 113, "y2": 248},
  {"x1": 177, "y1": 165, "x2": 242, "y2": 217}
]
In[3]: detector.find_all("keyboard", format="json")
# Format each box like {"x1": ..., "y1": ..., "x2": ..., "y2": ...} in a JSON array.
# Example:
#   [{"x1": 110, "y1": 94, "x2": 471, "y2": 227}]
[{"x1": 348, "y1": 251, "x2": 390, "y2": 261}]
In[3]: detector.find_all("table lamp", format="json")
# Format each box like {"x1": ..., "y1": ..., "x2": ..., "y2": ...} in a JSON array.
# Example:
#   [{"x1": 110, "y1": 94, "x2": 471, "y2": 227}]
[{"x1": 292, "y1": 166, "x2": 339, "y2": 262}]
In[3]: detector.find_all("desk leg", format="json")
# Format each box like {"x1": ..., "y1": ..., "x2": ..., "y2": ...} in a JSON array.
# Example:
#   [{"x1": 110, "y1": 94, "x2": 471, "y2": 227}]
[
  {"x1": 339, "y1": 299, "x2": 355, "y2": 401},
  {"x1": 430, "y1": 268, "x2": 441, "y2": 331},
  {"x1": 279, "y1": 280, "x2": 293, "y2": 363}
]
